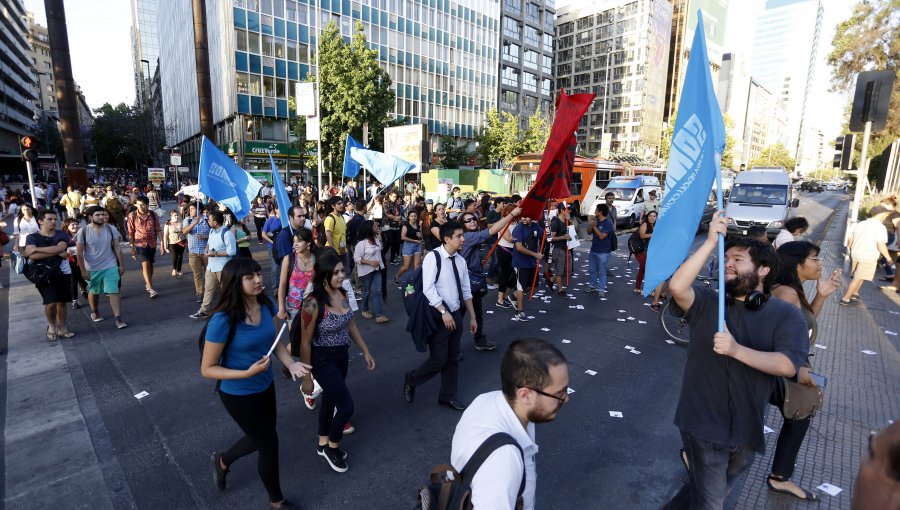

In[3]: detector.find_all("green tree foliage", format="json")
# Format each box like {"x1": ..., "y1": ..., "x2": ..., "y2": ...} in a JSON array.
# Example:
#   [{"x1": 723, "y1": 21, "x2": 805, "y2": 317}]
[
  {"x1": 90, "y1": 103, "x2": 164, "y2": 170},
  {"x1": 659, "y1": 116, "x2": 675, "y2": 164},
  {"x1": 827, "y1": 0, "x2": 899, "y2": 175},
  {"x1": 436, "y1": 137, "x2": 472, "y2": 168},
  {"x1": 476, "y1": 108, "x2": 551, "y2": 167},
  {"x1": 748, "y1": 143, "x2": 796, "y2": 171},
  {"x1": 722, "y1": 113, "x2": 736, "y2": 170}
]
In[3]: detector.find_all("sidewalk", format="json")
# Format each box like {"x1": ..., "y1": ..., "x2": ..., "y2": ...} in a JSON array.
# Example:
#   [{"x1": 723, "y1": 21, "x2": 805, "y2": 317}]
[{"x1": 735, "y1": 203, "x2": 900, "y2": 508}]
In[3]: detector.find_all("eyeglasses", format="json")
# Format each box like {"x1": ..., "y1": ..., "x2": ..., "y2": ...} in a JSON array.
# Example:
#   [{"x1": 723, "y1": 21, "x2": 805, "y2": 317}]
[
  {"x1": 463, "y1": 217, "x2": 477, "y2": 223},
  {"x1": 527, "y1": 387, "x2": 568, "y2": 404}
]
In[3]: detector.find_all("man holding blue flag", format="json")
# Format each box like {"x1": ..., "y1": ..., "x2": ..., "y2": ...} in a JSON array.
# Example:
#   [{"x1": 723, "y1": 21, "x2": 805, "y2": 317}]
[
  {"x1": 198, "y1": 136, "x2": 262, "y2": 220},
  {"x1": 656, "y1": 14, "x2": 810, "y2": 510}
]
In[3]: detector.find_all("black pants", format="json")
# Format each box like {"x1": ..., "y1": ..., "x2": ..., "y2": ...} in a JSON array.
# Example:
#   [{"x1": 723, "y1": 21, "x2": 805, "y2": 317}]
[
  {"x1": 168, "y1": 243, "x2": 185, "y2": 272},
  {"x1": 218, "y1": 383, "x2": 283, "y2": 503},
  {"x1": 312, "y1": 345, "x2": 353, "y2": 444},
  {"x1": 768, "y1": 377, "x2": 812, "y2": 479},
  {"x1": 497, "y1": 248, "x2": 516, "y2": 294},
  {"x1": 254, "y1": 216, "x2": 266, "y2": 240},
  {"x1": 237, "y1": 246, "x2": 253, "y2": 258},
  {"x1": 463, "y1": 292, "x2": 486, "y2": 345},
  {"x1": 409, "y1": 310, "x2": 462, "y2": 401},
  {"x1": 70, "y1": 262, "x2": 87, "y2": 298},
  {"x1": 382, "y1": 229, "x2": 400, "y2": 261}
]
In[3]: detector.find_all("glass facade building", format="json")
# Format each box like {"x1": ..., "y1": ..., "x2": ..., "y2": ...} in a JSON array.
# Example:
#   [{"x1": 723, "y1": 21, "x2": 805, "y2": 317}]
[
  {"x1": 0, "y1": 0, "x2": 39, "y2": 157},
  {"x1": 131, "y1": 0, "x2": 160, "y2": 106},
  {"x1": 498, "y1": 0, "x2": 555, "y2": 128},
  {"x1": 555, "y1": 0, "x2": 672, "y2": 158},
  {"x1": 160, "y1": 0, "x2": 501, "y2": 173}
]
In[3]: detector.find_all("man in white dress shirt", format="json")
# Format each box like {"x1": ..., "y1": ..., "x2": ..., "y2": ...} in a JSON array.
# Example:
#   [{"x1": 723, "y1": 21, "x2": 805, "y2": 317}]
[{"x1": 450, "y1": 338, "x2": 569, "y2": 510}]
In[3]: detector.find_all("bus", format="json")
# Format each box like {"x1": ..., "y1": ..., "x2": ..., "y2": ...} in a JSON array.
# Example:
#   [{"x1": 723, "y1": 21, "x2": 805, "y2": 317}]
[{"x1": 507, "y1": 153, "x2": 628, "y2": 217}]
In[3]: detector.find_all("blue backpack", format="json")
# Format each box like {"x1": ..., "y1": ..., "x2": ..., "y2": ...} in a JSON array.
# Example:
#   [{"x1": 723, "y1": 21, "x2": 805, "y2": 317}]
[{"x1": 402, "y1": 251, "x2": 442, "y2": 352}]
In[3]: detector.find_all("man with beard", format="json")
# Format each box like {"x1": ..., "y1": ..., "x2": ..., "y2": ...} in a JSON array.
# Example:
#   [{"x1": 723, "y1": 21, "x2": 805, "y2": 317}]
[
  {"x1": 76, "y1": 206, "x2": 127, "y2": 329},
  {"x1": 450, "y1": 338, "x2": 568, "y2": 510},
  {"x1": 663, "y1": 213, "x2": 808, "y2": 509}
]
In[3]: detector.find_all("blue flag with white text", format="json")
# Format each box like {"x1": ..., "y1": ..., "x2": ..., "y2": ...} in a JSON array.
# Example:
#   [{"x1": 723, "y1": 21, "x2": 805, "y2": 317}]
[
  {"x1": 343, "y1": 135, "x2": 365, "y2": 178},
  {"x1": 642, "y1": 12, "x2": 725, "y2": 297},
  {"x1": 198, "y1": 136, "x2": 262, "y2": 220},
  {"x1": 269, "y1": 155, "x2": 293, "y2": 234},
  {"x1": 349, "y1": 147, "x2": 415, "y2": 188}
]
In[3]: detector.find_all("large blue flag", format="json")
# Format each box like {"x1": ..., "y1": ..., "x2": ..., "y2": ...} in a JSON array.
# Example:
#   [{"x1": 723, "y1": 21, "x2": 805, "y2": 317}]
[
  {"x1": 198, "y1": 136, "x2": 262, "y2": 220},
  {"x1": 349, "y1": 147, "x2": 415, "y2": 189},
  {"x1": 643, "y1": 12, "x2": 725, "y2": 300},
  {"x1": 342, "y1": 135, "x2": 365, "y2": 178},
  {"x1": 269, "y1": 155, "x2": 293, "y2": 234}
]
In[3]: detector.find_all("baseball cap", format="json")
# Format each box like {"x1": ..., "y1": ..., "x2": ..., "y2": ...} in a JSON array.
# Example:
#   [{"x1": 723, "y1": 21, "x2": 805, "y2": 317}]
[
  {"x1": 425, "y1": 199, "x2": 434, "y2": 204},
  {"x1": 557, "y1": 203, "x2": 567, "y2": 211}
]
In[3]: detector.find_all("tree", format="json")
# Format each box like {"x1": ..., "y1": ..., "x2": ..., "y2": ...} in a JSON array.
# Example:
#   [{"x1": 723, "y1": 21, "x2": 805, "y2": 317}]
[
  {"x1": 436, "y1": 137, "x2": 471, "y2": 168},
  {"x1": 827, "y1": 0, "x2": 899, "y2": 177},
  {"x1": 659, "y1": 108, "x2": 676, "y2": 163},
  {"x1": 520, "y1": 108, "x2": 552, "y2": 154},
  {"x1": 475, "y1": 108, "x2": 551, "y2": 168},
  {"x1": 748, "y1": 143, "x2": 796, "y2": 171},
  {"x1": 90, "y1": 102, "x2": 164, "y2": 171},
  {"x1": 722, "y1": 113, "x2": 736, "y2": 170}
]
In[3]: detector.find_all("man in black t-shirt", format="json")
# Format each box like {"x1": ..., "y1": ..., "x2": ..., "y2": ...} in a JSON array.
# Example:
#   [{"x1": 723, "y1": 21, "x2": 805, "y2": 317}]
[
  {"x1": 24, "y1": 209, "x2": 74, "y2": 340},
  {"x1": 548, "y1": 204, "x2": 573, "y2": 296},
  {"x1": 664, "y1": 213, "x2": 808, "y2": 509}
]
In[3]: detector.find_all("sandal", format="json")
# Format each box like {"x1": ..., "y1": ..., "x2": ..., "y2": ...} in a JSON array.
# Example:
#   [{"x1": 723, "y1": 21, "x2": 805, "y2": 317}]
[
  {"x1": 46, "y1": 326, "x2": 58, "y2": 342},
  {"x1": 766, "y1": 475, "x2": 818, "y2": 501},
  {"x1": 57, "y1": 330, "x2": 76, "y2": 339}
]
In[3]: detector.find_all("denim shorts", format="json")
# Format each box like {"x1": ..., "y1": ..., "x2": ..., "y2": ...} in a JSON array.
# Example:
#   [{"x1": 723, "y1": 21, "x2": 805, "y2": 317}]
[
  {"x1": 402, "y1": 242, "x2": 422, "y2": 256},
  {"x1": 135, "y1": 245, "x2": 156, "y2": 264}
]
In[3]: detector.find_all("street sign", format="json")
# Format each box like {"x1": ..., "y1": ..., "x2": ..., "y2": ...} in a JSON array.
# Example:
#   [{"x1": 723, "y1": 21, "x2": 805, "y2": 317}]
[
  {"x1": 147, "y1": 167, "x2": 165, "y2": 185},
  {"x1": 177, "y1": 166, "x2": 189, "y2": 173},
  {"x1": 296, "y1": 82, "x2": 317, "y2": 116},
  {"x1": 849, "y1": 70, "x2": 895, "y2": 132},
  {"x1": 170, "y1": 154, "x2": 182, "y2": 166}
]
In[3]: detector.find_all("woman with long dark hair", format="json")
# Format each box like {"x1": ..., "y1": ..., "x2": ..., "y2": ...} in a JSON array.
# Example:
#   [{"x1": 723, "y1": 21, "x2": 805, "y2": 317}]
[
  {"x1": 164, "y1": 209, "x2": 186, "y2": 276},
  {"x1": 396, "y1": 209, "x2": 423, "y2": 284},
  {"x1": 428, "y1": 202, "x2": 448, "y2": 250},
  {"x1": 633, "y1": 210, "x2": 657, "y2": 293},
  {"x1": 354, "y1": 220, "x2": 388, "y2": 323},
  {"x1": 277, "y1": 227, "x2": 316, "y2": 324},
  {"x1": 63, "y1": 218, "x2": 88, "y2": 308},
  {"x1": 764, "y1": 241, "x2": 841, "y2": 501},
  {"x1": 200, "y1": 257, "x2": 310, "y2": 509},
  {"x1": 292, "y1": 252, "x2": 375, "y2": 473}
]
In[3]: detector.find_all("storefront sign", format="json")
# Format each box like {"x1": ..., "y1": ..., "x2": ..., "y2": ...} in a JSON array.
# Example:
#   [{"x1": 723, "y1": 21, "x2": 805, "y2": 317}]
[{"x1": 244, "y1": 141, "x2": 299, "y2": 158}]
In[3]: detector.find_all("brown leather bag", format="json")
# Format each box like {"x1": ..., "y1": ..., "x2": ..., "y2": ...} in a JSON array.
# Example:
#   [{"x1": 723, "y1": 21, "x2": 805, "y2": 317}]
[{"x1": 781, "y1": 376, "x2": 824, "y2": 420}]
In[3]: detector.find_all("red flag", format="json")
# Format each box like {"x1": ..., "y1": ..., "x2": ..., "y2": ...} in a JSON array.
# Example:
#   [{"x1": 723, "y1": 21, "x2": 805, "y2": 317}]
[{"x1": 519, "y1": 90, "x2": 595, "y2": 220}]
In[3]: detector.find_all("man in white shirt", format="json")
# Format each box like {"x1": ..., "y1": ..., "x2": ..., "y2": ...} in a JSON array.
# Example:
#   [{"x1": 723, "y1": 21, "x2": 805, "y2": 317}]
[
  {"x1": 404, "y1": 220, "x2": 477, "y2": 410},
  {"x1": 450, "y1": 339, "x2": 569, "y2": 510},
  {"x1": 773, "y1": 216, "x2": 808, "y2": 249},
  {"x1": 840, "y1": 208, "x2": 892, "y2": 306}
]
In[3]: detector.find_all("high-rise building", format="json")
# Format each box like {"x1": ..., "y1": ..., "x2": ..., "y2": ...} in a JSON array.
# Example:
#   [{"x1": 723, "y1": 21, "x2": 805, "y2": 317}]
[
  {"x1": 1, "y1": 0, "x2": 39, "y2": 158},
  {"x1": 24, "y1": 11, "x2": 57, "y2": 121},
  {"x1": 663, "y1": 0, "x2": 729, "y2": 125},
  {"x1": 555, "y1": 0, "x2": 673, "y2": 158},
  {"x1": 751, "y1": 0, "x2": 823, "y2": 172},
  {"x1": 159, "y1": 0, "x2": 501, "y2": 174},
  {"x1": 497, "y1": 0, "x2": 555, "y2": 128},
  {"x1": 131, "y1": 0, "x2": 160, "y2": 107}
]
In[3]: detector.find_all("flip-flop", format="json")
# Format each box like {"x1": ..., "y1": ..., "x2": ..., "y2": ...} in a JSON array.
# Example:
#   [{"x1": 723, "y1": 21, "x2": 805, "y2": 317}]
[
  {"x1": 57, "y1": 331, "x2": 76, "y2": 339},
  {"x1": 766, "y1": 477, "x2": 819, "y2": 501},
  {"x1": 46, "y1": 326, "x2": 57, "y2": 342}
]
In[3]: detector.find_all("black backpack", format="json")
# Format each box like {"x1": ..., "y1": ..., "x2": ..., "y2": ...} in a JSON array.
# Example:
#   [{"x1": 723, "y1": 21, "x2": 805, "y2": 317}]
[
  {"x1": 627, "y1": 232, "x2": 646, "y2": 254},
  {"x1": 403, "y1": 251, "x2": 443, "y2": 353},
  {"x1": 416, "y1": 432, "x2": 525, "y2": 510}
]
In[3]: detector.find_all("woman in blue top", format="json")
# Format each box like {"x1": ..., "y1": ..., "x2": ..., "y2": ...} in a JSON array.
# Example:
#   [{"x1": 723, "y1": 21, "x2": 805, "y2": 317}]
[
  {"x1": 200, "y1": 257, "x2": 311, "y2": 509},
  {"x1": 292, "y1": 250, "x2": 376, "y2": 474}
]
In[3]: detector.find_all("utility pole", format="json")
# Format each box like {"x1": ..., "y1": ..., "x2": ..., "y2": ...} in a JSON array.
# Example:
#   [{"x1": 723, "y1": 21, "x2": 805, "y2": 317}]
[
  {"x1": 44, "y1": 0, "x2": 84, "y2": 168},
  {"x1": 191, "y1": 0, "x2": 215, "y2": 142}
]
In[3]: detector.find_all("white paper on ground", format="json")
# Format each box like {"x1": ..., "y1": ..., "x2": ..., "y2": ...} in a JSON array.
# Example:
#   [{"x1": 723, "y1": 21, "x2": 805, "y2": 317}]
[
  {"x1": 814, "y1": 344, "x2": 826, "y2": 349},
  {"x1": 600, "y1": 298, "x2": 608, "y2": 301},
  {"x1": 541, "y1": 327, "x2": 551, "y2": 331},
  {"x1": 609, "y1": 411, "x2": 623, "y2": 418},
  {"x1": 486, "y1": 310, "x2": 494, "y2": 314},
  {"x1": 627, "y1": 316, "x2": 635, "y2": 320},
  {"x1": 267, "y1": 323, "x2": 288, "y2": 357},
  {"x1": 539, "y1": 310, "x2": 547, "y2": 313},
  {"x1": 816, "y1": 483, "x2": 842, "y2": 496},
  {"x1": 643, "y1": 302, "x2": 651, "y2": 306},
  {"x1": 569, "y1": 305, "x2": 577, "y2": 309},
  {"x1": 618, "y1": 309, "x2": 626, "y2": 313},
  {"x1": 585, "y1": 370, "x2": 597, "y2": 375},
  {"x1": 576, "y1": 305, "x2": 584, "y2": 309},
  {"x1": 630, "y1": 350, "x2": 641, "y2": 354},
  {"x1": 890, "y1": 310, "x2": 900, "y2": 315},
  {"x1": 861, "y1": 350, "x2": 878, "y2": 355},
  {"x1": 885, "y1": 330, "x2": 898, "y2": 336},
  {"x1": 638, "y1": 320, "x2": 647, "y2": 324},
  {"x1": 617, "y1": 318, "x2": 626, "y2": 322},
  {"x1": 566, "y1": 387, "x2": 575, "y2": 394},
  {"x1": 624, "y1": 345, "x2": 634, "y2": 350},
  {"x1": 764, "y1": 426, "x2": 775, "y2": 434},
  {"x1": 134, "y1": 391, "x2": 149, "y2": 399},
  {"x1": 665, "y1": 339, "x2": 675, "y2": 345},
  {"x1": 561, "y1": 339, "x2": 571, "y2": 343}
]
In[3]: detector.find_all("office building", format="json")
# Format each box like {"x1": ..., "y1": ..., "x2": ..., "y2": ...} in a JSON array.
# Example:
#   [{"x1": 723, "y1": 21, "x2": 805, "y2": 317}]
[
  {"x1": 24, "y1": 11, "x2": 57, "y2": 121},
  {"x1": 498, "y1": 0, "x2": 555, "y2": 128},
  {"x1": 664, "y1": 0, "x2": 728, "y2": 124},
  {"x1": 131, "y1": 0, "x2": 160, "y2": 107},
  {"x1": 751, "y1": 0, "x2": 823, "y2": 171},
  {"x1": 1, "y1": 0, "x2": 39, "y2": 159},
  {"x1": 555, "y1": 0, "x2": 673, "y2": 158},
  {"x1": 159, "y1": 0, "x2": 501, "y2": 174}
]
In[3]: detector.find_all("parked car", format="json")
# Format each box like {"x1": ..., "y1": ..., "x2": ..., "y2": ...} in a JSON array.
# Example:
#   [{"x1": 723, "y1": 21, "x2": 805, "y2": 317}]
[{"x1": 725, "y1": 169, "x2": 800, "y2": 238}]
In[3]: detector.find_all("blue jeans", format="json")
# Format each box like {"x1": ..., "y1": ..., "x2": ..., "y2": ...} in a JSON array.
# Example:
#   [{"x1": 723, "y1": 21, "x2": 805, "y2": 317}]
[
  {"x1": 359, "y1": 271, "x2": 383, "y2": 315},
  {"x1": 588, "y1": 251, "x2": 610, "y2": 291},
  {"x1": 664, "y1": 432, "x2": 757, "y2": 510},
  {"x1": 268, "y1": 246, "x2": 280, "y2": 292}
]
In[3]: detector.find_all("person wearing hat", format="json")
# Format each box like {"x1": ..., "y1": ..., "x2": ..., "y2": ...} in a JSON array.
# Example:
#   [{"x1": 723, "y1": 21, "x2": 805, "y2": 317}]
[
  {"x1": 643, "y1": 189, "x2": 661, "y2": 220},
  {"x1": 81, "y1": 187, "x2": 101, "y2": 213}
]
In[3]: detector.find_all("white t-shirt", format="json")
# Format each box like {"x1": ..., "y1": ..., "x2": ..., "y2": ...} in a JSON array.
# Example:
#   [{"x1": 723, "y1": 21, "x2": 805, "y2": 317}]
[
  {"x1": 849, "y1": 218, "x2": 888, "y2": 262},
  {"x1": 773, "y1": 229, "x2": 794, "y2": 250},
  {"x1": 14, "y1": 216, "x2": 39, "y2": 247},
  {"x1": 451, "y1": 391, "x2": 537, "y2": 510}
]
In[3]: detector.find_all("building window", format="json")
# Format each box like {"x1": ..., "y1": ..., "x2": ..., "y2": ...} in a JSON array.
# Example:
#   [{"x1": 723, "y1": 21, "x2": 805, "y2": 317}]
[
  {"x1": 524, "y1": 26, "x2": 539, "y2": 47},
  {"x1": 576, "y1": 16, "x2": 593, "y2": 31},
  {"x1": 502, "y1": 42, "x2": 520, "y2": 64},
  {"x1": 523, "y1": 72, "x2": 537, "y2": 92},
  {"x1": 249, "y1": 74, "x2": 261, "y2": 95},
  {"x1": 502, "y1": 65, "x2": 520, "y2": 87},
  {"x1": 543, "y1": 10, "x2": 554, "y2": 32},
  {"x1": 262, "y1": 35, "x2": 274, "y2": 56},
  {"x1": 503, "y1": 0, "x2": 521, "y2": 15},
  {"x1": 523, "y1": 95, "x2": 537, "y2": 112},
  {"x1": 263, "y1": 76, "x2": 275, "y2": 96},
  {"x1": 523, "y1": 50, "x2": 538, "y2": 70},
  {"x1": 542, "y1": 55, "x2": 552, "y2": 74},
  {"x1": 525, "y1": 3, "x2": 540, "y2": 23},
  {"x1": 542, "y1": 33, "x2": 553, "y2": 52},
  {"x1": 541, "y1": 78, "x2": 551, "y2": 96},
  {"x1": 249, "y1": 32, "x2": 261, "y2": 53},
  {"x1": 236, "y1": 72, "x2": 250, "y2": 94},
  {"x1": 503, "y1": 16, "x2": 520, "y2": 38},
  {"x1": 235, "y1": 29, "x2": 248, "y2": 51},
  {"x1": 502, "y1": 90, "x2": 518, "y2": 110}
]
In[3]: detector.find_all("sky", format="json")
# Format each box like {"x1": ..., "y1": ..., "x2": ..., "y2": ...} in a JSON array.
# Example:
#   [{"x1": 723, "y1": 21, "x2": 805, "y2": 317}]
[{"x1": 25, "y1": 0, "x2": 854, "y2": 142}]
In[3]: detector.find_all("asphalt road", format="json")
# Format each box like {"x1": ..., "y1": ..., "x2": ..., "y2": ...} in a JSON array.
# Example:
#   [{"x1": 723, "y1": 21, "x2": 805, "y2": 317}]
[{"x1": 1, "y1": 190, "x2": 849, "y2": 509}]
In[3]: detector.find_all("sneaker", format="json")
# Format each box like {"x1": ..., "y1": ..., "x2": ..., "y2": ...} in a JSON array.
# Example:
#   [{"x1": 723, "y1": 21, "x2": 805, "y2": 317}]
[
  {"x1": 172, "y1": 269, "x2": 178, "y2": 277},
  {"x1": 584, "y1": 287, "x2": 598, "y2": 293},
  {"x1": 317, "y1": 445, "x2": 348, "y2": 473},
  {"x1": 649, "y1": 303, "x2": 661, "y2": 313},
  {"x1": 343, "y1": 422, "x2": 356, "y2": 434},
  {"x1": 210, "y1": 451, "x2": 228, "y2": 492},
  {"x1": 316, "y1": 444, "x2": 348, "y2": 461},
  {"x1": 507, "y1": 294, "x2": 517, "y2": 307},
  {"x1": 72, "y1": 300, "x2": 80, "y2": 310},
  {"x1": 838, "y1": 299, "x2": 859, "y2": 307},
  {"x1": 487, "y1": 284, "x2": 498, "y2": 290},
  {"x1": 598, "y1": 291, "x2": 606, "y2": 298},
  {"x1": 495, "y1": 300, "x2": 512, "y2": 309},
  {"x1": 557, "y1": 289, "x2": 567, "y2": 297},
  {"x1": 90, "y1": 313, "x2": 104, "y2": 322},
  {"x1": 361, "y1": 311, "x2": 374, "y2": 319},
  {"x1": 149, "y1": 290, "x2": 159, "y2": 299},
  {"x1": 375, "y1": 315, "x2": 390, "y2": 323},
  {"x1": 196, "y1": 295, "x2": 203, "y2": 303},
  {"x1": 189, "y1": 311, "x2": 209, "y2": 319},
  {"x1": 513, "y1": 312, "x2": 529, "y2": 322},
  {"x1": 116, "y1": 320, "x2": 128, "y2": 329},
  {"x1": 302, "y1": 393, "x2": 318, "y2": 410},
  {"x1": 474, "y1": 339, "x2": 497, "y2": 351},
  {"x1": 390, "y1": 259, "x2": 401, "y2": 266}
]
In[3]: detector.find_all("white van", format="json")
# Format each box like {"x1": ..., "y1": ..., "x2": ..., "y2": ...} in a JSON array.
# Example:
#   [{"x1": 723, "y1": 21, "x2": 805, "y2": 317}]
[
  {"x1": 725, "y1": 169, "x2": 799, "y2": 238},
  {"x1": 589, "y1": 175, "x2": 661, "y2": 229}
]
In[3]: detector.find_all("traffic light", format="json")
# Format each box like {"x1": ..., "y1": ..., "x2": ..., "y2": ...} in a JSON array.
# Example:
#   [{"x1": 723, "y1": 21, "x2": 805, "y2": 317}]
[
  {"x1": 19, "y1": 135, "x2": 38, "y2": 162},
  {"x1": 833, "y1": 134, "x2": 855, "y2": 171},
  {"x1": 833, "y1": 136, "x2": 843, "y2": 168}
]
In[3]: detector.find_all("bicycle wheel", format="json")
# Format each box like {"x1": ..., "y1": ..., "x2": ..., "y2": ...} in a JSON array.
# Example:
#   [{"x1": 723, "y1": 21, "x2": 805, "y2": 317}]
[{"x1": 659, "y1": 298, "x2": 691, "y2": 346}]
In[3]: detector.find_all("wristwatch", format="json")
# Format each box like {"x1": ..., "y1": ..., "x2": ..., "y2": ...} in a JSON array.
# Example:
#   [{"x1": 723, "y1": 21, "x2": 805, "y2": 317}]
[{"x1": 440, "y1": 309, "x2": 448, "y2": 316}]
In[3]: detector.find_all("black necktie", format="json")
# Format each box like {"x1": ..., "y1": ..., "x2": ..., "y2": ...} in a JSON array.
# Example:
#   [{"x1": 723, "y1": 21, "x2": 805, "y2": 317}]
[{"x1": 448, "y1": 254, "x2": 464, "y2": 308}]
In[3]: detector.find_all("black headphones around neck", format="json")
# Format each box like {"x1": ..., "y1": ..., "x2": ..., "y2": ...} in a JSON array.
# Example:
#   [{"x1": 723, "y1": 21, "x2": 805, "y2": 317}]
[{"x1": 725, "y1": 290, "x2": 768, "y2": 311}]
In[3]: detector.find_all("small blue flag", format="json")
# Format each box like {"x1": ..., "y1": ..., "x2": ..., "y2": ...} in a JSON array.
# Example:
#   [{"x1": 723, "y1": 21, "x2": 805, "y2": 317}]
[
  {"x1": 343, "y1": 135, "x2": 365, "y2": 178},
  {"x1": 349, "y1": 147, "x2": 415, "y2": 189},
  {"x1": 269, "y1": 155, "x2": 293, "y2": 234},
  {"x1": 198, "y1": 136, "x2": 262, "y2": 220},
  {"x1": 643, "y1": 12, "x2": 725, "y2": 298}
]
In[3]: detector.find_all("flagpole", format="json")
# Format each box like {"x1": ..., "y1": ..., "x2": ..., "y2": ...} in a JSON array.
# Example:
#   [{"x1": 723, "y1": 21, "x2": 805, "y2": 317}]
[
  {"x1": 315, "y1": 7, "x2": 323, "y2": 199},
  {"x1": 715, "y1": 160, "x2": 725, "y2": 333}
]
